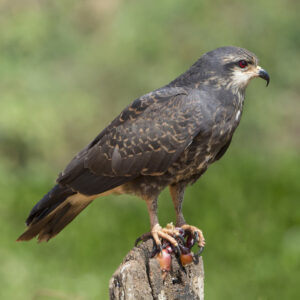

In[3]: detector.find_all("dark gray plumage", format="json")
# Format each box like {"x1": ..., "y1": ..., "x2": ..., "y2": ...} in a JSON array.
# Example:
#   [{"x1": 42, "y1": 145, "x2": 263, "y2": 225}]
[{"x1": 17, "y1": 46, "x2": 270, "y2": 245}]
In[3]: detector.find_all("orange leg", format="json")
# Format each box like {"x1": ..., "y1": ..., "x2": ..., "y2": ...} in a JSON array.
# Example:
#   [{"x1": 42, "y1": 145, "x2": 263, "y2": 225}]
[
  {"x1": 135, "y1": 195, "x2": 181, "y2": 252},
  {"x1": 169, "y1": 184, "x2": 205, "y2": 248}
]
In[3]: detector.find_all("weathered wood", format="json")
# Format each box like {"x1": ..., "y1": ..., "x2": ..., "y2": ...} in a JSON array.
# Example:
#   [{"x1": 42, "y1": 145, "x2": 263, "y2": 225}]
[{"x1": 109, "y1": 239, "x2": 204, "y2": 300}]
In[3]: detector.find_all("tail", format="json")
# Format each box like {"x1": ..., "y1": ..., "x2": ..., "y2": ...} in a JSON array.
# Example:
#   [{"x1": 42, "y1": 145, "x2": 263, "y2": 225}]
[{"x1": 17, "y1": 184, "x2": 96, "y2": 242}]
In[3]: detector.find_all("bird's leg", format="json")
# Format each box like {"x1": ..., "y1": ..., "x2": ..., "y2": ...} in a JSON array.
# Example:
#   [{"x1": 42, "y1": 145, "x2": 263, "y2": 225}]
[
  {"x1": 145, "y1": 196, "x2": 181, "y2": 252},
  {"x1": 169, "y1": 183, "x2": 186, "y2": 227},
  {"x1": 169, "y1": 184, "x2": 205, "y2": 251},
  {"x1": 135, "y1": 195, "x2": 180, "y2": 255}
]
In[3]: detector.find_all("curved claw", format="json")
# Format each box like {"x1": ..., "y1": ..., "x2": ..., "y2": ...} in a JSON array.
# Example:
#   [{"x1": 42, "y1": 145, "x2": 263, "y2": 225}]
[
  {"x1": 135, "y1": 236, "x2": 142, "y2": 246},
  {"x1": 176, "y1": 234, "x2": 186, "y2": 245},
  {"x1": 194, "y1": 231, "x2": 199, "y2": 244},
  {"x1": 135, "y1": 232, "x2": 152, "y2": 246},
  {"x1": 189, "y1": 237, "x2": 196, "y2": 249},
  {"x1": 170, "y1": 243, "x2": 181, "y2": 257},
  {"x1": 174, "y1": 245, "x2": 181, "y2": 257},
  {"x1": 150, "y1": 241, "x2": 162, "y2": 257},
  {"x1": 136, "y1": 234, "x2": 163, "y2": 258},
  {"x1": 196, "y1": 246, "x2": 204, "y2": 256},
  {"x1": 158, "y1": 243, "x2": 163, "y2": 254},
  {"x1": 181, "y1": 224, "x2": 205, "y2": 248}
]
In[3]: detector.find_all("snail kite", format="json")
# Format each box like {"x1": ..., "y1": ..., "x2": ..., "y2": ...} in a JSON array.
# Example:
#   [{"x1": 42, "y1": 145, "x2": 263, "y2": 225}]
[{"x1": 18, "y1": 46, "x2": 270, "y2": 253}]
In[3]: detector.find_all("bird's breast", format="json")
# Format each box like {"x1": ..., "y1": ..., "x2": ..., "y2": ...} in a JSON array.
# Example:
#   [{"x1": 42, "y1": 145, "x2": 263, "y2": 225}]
[{"x1": 168, "y1": 101, "x2": 243, "y2": 184}]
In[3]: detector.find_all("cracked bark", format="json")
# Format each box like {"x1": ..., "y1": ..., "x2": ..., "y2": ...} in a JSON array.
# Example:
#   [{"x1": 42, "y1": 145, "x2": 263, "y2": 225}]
[{"x1": 109, "y1": 239, "x2": 204, "y2": 300}]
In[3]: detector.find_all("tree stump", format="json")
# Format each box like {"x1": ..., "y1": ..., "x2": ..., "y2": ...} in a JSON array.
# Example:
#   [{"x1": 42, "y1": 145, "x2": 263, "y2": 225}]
[{"x1": 109, "y1": 239, "x2": 204, "y2": 299}]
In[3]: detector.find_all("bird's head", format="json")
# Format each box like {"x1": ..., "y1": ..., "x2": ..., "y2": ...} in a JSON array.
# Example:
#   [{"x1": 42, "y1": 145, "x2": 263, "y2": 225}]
[{"x1": 193, "y1": 46, "x2": 270, "y2": 91}]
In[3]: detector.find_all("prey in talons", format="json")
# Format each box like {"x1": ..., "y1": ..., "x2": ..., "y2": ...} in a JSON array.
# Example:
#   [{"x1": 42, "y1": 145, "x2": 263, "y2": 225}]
[{"x1": 135, "y1": 222, "x2": 205, "y2": 275}]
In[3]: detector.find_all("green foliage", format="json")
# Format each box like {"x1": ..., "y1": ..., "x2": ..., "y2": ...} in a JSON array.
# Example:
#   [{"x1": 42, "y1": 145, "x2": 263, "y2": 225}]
[{"x1": 0, "y1": 0, "x2": 299, "y2": 299}]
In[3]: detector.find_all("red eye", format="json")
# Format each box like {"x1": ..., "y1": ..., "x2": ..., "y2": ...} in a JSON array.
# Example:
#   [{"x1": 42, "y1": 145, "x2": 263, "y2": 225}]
[{"x1": 238, "y1": 60, "x2": 248, "y2": 68}]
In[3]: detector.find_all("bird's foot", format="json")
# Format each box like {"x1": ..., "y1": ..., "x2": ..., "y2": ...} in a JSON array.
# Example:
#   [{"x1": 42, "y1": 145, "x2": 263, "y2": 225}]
[
  {"x1": 135, "y1": 223, "x2": 186, "y2": 276},
  {"x1": 181, "y1": 224, "x2": 205, "y2": 255},
  {"x1": 135, "y1": 222, "x2": 204, "y2": 277},
  {"x1": 135, "y1": 223, "x2": 181, "y2": 255}
]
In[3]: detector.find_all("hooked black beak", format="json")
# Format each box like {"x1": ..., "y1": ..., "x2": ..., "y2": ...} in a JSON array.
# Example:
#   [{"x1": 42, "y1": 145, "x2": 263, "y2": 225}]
[{"x1": 258, "y1": 67, "x2": 270, "y2": 87}]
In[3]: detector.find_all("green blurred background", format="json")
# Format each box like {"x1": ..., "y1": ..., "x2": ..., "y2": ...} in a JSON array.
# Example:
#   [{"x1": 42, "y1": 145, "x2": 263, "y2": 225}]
[{"x1": 0, "y1": 0, "x2": 299, "y2": 299}]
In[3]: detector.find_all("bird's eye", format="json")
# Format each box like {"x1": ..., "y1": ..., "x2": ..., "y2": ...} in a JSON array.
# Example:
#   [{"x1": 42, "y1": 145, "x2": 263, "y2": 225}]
[{"x1": 238, "y1": 60, "x2": 248, "y2": 68}]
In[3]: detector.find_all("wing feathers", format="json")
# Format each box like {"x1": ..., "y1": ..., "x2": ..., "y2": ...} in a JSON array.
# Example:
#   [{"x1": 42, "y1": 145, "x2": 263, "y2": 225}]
[
  {"x1": 64, "y1": 169, "x2": 132, "y2": 195},
  {"x1": 57, "y1": 87, "x2": 205, "y2": 195}
]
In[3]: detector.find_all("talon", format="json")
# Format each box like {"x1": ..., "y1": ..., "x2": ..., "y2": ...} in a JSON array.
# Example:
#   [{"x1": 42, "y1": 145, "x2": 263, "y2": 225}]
[
  {"x1": 150, "y1": 240, "x2": 159, "y2": 257},
  {"x1": 173, "y1": 244, "x2": 181, "y2": 257},
  {"x1": 135, "y1": 237, "x2": 142, "y2": 246},
  {"x1": 141, "y1": 223, "x2": 198, "y2": 272},
  {"x1": 138, "y1": 224, "x2": 182, "y2": 257},
  {"x1": 152, "y1": 224, "x2": 179, "y2": 249},
  {"x1": 179, "y1": 244, "x2": 190, "y2": 254},
  {"x1": 196, "y1": 246, "x2": 204, "y2": 256},
  {"x1": 194, "y1": 231, "x2": 199, "y2": 243},
  {"x1": 158, "y1": 243, "x2": 163, "y2": 254},
  {"x1": 176, "y1": 234, "x2": 186, "y2": 245},
  {"x1": 135, "y1": 232, "x2": 152, "y2": 246},
  {"x1": 181, "y1": 224, "x2": 205, "y2": 248}
]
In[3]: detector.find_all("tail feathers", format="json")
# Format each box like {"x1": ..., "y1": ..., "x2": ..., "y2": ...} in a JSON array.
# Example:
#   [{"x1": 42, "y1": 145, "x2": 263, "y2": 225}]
[
  {"x1": 17, "y1": 188, "x2": 96, "y2": 242},
  {"x1": 25, "y1": 184, "x2": 76, "y2": 226}
]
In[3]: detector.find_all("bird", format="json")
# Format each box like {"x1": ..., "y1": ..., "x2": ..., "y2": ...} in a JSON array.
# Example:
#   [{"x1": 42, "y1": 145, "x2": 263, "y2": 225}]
[{"x1": 17, "y1": 46, "x2": 270, "y2": 254}]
